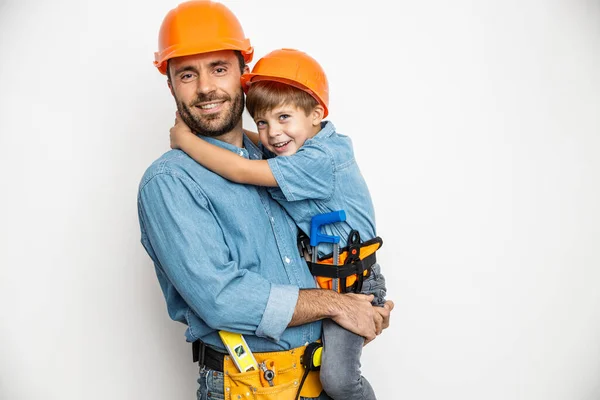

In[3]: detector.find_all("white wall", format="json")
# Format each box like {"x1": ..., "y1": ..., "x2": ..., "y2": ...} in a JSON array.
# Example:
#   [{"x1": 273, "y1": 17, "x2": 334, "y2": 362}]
[{"x1": 1, "y1": 0, "x2": 599, "y2": 399}]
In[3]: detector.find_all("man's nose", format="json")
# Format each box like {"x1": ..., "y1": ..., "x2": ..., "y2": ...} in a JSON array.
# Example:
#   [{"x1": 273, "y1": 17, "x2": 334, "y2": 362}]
[{"x1": 196, "y1": 72, "x2": 217, "y2": 94}]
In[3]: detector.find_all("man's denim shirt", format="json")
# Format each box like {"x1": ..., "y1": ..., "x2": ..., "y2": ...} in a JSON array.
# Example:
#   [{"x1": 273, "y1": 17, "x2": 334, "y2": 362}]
[{"x1": 137, "y1": 134, "x2": 321, "y2": 352}]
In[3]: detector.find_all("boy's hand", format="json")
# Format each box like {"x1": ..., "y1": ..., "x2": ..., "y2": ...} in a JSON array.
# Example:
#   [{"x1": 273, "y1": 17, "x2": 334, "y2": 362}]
[{"x1": 170, "y1": 112, "x2": 195, "y2": 150}]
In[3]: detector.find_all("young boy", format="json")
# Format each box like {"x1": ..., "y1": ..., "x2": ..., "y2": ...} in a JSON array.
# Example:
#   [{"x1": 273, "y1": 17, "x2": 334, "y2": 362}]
[{"x1": 170, "y1": 48, "x2": 387, "y2": 400}]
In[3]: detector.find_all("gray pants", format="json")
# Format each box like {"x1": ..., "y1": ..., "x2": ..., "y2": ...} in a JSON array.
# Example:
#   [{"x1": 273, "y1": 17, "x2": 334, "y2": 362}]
[{"x1": 320, "y1": 263, "x2": 387, "y2": 400}]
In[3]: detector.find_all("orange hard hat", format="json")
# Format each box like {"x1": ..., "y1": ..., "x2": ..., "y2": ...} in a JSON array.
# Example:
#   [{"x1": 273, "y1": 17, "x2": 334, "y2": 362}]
[
  {"x1": 154, "y1": 0, "x2": 254, "y2": 75},
  {"x1": 241, "y1": 48, "x2": 329, "y2": 117}
]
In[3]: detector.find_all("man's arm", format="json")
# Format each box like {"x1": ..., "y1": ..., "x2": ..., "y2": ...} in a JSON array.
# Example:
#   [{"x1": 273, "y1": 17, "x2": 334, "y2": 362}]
[
  {"x1": 138, "y1": 171, "x2": 297, "y2": 341},
  {"x1": 139, "y1": 168, "x2": 393, "y2": 342},
  {"x1": 289, "y1": 289, "x2": 393, "y2": 341}
]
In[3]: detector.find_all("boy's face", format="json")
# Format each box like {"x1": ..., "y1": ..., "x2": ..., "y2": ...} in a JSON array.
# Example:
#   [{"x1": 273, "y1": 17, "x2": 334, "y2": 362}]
[{"x1": 254, "y1": 104, "x2": 322, "y2": 156}]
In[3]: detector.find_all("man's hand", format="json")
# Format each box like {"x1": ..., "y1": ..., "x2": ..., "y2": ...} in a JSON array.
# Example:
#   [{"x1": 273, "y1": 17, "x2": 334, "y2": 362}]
[
  {"x1": 170, "y1": 112, "x2": 195, "y2": 150},
  {"x1": 330, "y1": 293, "x2": 379, "y2": 342},
  {"x1": 365, "y1": 300, "x2": 394, "y2": 346},
  {"x1": 289, "y1": 290, "x2": 394, "y2": 343},
  {"x1": 375, "y1": 300, "x2": 394, "y2": 333}
]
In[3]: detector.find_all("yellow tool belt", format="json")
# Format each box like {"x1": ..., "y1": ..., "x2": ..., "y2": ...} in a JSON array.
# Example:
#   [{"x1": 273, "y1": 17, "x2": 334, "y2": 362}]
[
  {"x1": 307, "y1": 235, "x2": 383, "y2": 293},
  {"x1": 222, "y1": 343, "x2": 322, "y2": 400}
]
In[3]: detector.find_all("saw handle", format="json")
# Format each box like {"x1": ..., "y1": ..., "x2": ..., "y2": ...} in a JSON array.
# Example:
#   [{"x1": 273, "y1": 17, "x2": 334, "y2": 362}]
[{"x1": 310, "y1": 210, "x2": 346, "y2": 247}]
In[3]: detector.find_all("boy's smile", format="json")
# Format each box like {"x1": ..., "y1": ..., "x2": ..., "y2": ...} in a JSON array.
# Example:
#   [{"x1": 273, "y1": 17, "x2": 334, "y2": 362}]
[{"x1": 255, "y1": 104, "x2": 322, "y2": 156}]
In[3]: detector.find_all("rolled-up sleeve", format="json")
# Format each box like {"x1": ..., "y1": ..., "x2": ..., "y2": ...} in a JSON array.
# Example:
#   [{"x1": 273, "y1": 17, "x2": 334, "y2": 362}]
[
  {"x1": 256, "y1": 283, "x2": 299, "y2": 341},
  {"x1": 138, "y1": 171, "x2": 297, "y2": 340},
  {"x1": 267, "y1": 142, "x2": 334, "y2": 202}
]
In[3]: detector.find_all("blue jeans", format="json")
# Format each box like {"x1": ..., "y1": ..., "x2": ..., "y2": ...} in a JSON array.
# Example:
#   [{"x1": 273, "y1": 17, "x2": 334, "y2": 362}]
[{"x1": 197, "y1": 367, "x2": 332, "y2": 400}]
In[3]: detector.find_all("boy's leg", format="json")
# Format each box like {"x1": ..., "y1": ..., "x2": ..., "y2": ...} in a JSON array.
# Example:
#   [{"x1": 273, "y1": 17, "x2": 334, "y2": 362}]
[
  {"x1": 361, "y1": 263, "x2": 387, "y2": 306},
  {"x1": 320, "y1": 319, "x2": 377, "y2": 400}
]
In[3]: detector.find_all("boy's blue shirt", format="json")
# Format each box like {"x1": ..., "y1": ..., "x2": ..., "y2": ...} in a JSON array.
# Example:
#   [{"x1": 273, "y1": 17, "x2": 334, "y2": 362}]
[{"x1": 267, "y1": 121, "x2": 377, "y2": 256}]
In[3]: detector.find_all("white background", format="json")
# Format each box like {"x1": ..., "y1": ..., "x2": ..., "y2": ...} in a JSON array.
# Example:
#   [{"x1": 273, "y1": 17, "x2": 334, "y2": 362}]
[{"x1": 1, "y1": 0, "x2": 599, "y2": 399}]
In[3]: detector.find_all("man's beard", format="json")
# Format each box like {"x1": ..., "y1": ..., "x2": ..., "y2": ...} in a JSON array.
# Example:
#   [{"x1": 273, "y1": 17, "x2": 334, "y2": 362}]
[{"x1": 176, "y1": 89, "x2": 245, "y2": 138}]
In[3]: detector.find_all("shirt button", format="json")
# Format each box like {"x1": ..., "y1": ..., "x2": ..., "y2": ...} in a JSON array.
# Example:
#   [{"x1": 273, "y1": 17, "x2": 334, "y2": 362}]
[
  {"x1": 271, "y1": 217, "x2": 275, "y2": 222},
  {"x1": 238, "y1": 150, "x2": 244, "y2": 156},
  {"x1": 284, "y1": 256, "x2": 291, "y2": 264}
]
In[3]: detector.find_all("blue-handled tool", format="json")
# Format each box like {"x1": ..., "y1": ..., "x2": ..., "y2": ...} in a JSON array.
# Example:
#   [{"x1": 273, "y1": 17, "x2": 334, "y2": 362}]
[
  {"x1": 310, "y1": 210, "x2": 346, "y2": 247},
  {"x1": 310, "y1": 210, "x2": 346, "y2": 292}
]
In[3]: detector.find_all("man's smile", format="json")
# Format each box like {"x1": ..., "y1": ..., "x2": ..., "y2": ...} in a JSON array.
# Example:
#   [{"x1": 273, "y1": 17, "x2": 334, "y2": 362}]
[{"x1": 194, "y1": 100, "x2": 226, "y2": 114}]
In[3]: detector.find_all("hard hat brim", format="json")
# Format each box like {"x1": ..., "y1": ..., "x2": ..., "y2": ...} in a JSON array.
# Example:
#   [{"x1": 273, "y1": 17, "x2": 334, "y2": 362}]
[
  {"x1": 240, "y1": 73, "x2": 329, "y2": 118},
  {"x1": 155, "y1": 41, "x2": 254, "y2": 75}
]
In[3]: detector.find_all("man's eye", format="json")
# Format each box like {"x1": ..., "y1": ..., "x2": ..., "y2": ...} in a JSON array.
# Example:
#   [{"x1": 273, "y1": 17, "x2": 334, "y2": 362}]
[
  {"x1": 215, "y1": 67, "x2": 226, "y2": 74},
  {"x1": 279, "y1": 114, "x2": 290, "y2": 121},
  {"x1": 256, "y1": 121, "x2": 266, "y2": 128},
  {"x1": 181, "y1": 73, "x2": 193, "y2": 80}
]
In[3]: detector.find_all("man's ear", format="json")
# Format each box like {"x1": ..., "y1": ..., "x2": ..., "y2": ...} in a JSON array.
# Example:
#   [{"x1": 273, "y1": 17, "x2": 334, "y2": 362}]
[
  {"x1": 243, "y1": 64, "x2": 250, "y2": 75},
  {"x1": 167, "y1": 80, "x2": 175, "y2": 98},
  {"x1": 311, "y1": 105, "x2": 325, "y2": 126}
]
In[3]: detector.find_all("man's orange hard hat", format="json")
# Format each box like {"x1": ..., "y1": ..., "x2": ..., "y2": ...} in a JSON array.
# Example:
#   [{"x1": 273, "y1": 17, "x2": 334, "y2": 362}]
[
  {"x1": 241, "y1": 48, "x2": 330, "y2": 118},
  {"x1": 154, "y1": 0, "x2": 254, "y2": 75}
]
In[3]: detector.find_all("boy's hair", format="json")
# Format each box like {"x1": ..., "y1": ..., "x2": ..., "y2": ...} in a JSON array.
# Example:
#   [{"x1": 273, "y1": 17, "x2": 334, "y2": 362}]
[{"x1": 246, "y1": 81, "x2": 319, "y2": 119}]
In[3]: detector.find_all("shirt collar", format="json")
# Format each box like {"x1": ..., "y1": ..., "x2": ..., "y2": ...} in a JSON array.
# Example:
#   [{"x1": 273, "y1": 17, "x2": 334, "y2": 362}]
[
  {"x1": 201, "y1": 134, "x2": 263, "y2": 160},
  {"x1": 309, "y1": 120, "x2": 336, "y2": 141}
]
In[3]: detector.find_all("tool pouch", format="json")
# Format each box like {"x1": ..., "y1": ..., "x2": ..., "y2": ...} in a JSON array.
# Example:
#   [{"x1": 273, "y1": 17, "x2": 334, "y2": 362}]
[
  {"x1": 307, "y1": 232, "x2": 383, "y2": 293},
  {"x1": 222, "y1": 344, "x2": 322, "y2": 399}
]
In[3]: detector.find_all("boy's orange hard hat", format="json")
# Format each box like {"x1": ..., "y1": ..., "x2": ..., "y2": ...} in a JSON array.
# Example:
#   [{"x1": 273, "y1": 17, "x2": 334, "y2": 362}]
[
  {"x1": 241, "y1": 48, "x2": 330, "y2": 118},
  {"x1": 154, "y1": 0, "x2": 254, "y2": 75}
]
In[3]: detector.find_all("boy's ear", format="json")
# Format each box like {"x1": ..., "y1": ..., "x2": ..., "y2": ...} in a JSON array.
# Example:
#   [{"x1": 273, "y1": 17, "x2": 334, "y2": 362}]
[{"x1": 311, "y1": 105, "x2": 325, "y2": 126}]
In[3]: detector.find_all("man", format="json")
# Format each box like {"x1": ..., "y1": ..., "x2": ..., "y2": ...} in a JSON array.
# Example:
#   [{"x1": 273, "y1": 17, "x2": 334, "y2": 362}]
[{"x1": 137, "y1": 1, "x2": 393, "y2": 399}]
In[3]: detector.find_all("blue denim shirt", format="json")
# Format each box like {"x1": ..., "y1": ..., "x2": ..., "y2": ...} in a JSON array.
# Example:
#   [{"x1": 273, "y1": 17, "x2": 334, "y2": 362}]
[
  {"x1": 137, "y1": 134, "x2": 322, "y2": 352},
  {"x1": 267, "y1": 121, "x2": 377, "y2": 257}
]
